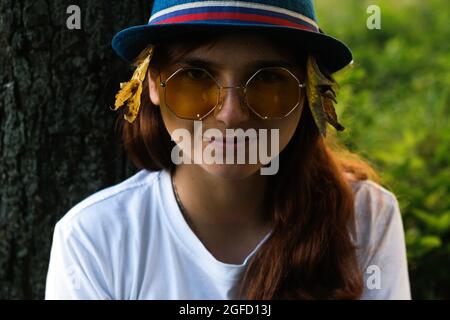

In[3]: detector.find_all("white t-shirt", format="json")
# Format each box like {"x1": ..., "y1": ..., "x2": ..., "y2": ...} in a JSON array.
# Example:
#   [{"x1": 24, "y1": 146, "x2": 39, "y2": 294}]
[{"x1": 45, "y1": 169, "x2": 411, "y2": 300}]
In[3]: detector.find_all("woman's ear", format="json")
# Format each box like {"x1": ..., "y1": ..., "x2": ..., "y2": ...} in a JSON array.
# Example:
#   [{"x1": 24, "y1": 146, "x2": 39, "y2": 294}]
[{"x1": 147, "y1": 69, "x2": 160, "y2": 106}]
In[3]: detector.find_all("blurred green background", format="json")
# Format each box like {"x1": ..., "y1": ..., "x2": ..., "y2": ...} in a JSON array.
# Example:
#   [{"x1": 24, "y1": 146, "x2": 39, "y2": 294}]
[{"x1": 316, "y1": 0, "x2": 450, "y2": 299}]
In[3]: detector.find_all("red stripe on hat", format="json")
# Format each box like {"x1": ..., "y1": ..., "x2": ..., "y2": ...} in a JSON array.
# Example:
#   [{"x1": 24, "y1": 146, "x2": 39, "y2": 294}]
[{"x1": 153, "y1": 12, "x2": 317, "y2": 31}]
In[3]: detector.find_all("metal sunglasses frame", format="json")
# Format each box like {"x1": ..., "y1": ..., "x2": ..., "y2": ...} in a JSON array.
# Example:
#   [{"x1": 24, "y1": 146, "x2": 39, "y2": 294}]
[{"x1": 159, "y1": 66, "x2": 306, "y2": 120}]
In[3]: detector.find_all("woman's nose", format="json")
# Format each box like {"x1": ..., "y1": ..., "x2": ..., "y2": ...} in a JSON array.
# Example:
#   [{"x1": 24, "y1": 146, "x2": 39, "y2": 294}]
[{"x1": 213, "y1": 86, "x2": 251, "y2": 126}]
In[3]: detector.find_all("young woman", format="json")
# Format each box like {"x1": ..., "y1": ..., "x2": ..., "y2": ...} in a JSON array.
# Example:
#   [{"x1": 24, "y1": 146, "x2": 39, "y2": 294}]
[{"x1": 45, "y1": 0, "x2": 411, "y2": 299}]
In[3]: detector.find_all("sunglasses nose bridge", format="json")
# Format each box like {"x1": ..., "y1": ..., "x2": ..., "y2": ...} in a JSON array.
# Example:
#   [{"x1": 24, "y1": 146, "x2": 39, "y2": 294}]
[
  {"x1": 221, "y1": 85, "x2": 245, "y2": 89},
  {"x1": 216, "y1": 85, "x2": 248, "y2": 111}
]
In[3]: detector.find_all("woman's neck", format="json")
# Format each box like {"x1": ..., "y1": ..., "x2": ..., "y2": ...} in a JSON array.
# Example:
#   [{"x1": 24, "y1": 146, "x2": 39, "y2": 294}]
[{"x1": 172, "y1": 164, "x2": 271, "y2": 235}]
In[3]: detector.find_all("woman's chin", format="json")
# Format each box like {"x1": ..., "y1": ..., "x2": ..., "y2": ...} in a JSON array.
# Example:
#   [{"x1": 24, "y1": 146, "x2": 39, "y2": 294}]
[{"x1": 200, "y1": 163, "x2": 263, "y2": 180}]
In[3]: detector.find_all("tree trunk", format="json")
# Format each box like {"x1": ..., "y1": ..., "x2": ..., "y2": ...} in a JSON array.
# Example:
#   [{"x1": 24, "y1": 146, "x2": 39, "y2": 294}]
[{"x1": 0, "y1": 0, "x2": 152, "y2": 299}]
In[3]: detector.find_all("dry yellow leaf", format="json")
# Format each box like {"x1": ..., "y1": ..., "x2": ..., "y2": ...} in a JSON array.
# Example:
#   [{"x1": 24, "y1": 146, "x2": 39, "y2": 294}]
[{"x1": 111, "y1": 44, "x2": 155, "y2": 123}]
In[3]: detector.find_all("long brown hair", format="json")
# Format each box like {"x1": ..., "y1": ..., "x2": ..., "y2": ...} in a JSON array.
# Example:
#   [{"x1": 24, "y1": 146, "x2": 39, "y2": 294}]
[{"x1": 114, "y1": 30, "x2": 380, "y2": 299}]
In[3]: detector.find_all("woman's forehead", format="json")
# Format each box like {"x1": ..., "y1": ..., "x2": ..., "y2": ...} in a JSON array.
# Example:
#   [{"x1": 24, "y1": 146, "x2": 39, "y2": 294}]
[
  {"x1": 175, "y1": 32, "x2": 303, "y2": 69},
  {"x1": 191, "y1": 32, "x2": 296, "y2": 56}
]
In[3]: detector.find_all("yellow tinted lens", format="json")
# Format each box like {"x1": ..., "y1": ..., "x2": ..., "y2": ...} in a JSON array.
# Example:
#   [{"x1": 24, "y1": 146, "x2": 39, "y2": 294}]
[
  {"x1": 246, "y1": 68, "x2": 300, "y2": 118},
  {"x1": 165, "y1": 68, "x2": 219, "y2": 119}
]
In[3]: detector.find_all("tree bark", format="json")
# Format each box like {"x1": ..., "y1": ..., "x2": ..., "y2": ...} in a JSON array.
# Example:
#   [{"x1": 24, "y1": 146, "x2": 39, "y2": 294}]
[{"x1": 0, "y1": 0, "x2": 151, "y2": 299}]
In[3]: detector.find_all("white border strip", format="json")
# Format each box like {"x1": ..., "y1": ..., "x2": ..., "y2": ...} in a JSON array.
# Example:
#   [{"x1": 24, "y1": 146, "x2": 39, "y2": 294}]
[{"x1": 148, "y1": 1, "x2": 318, "y2": 29}]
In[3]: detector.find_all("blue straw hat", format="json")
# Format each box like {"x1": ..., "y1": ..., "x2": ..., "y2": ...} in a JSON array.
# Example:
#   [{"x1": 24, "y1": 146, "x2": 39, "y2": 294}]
[{"x1": 111, "y1": 0, "x2": 353, "y2": 74}]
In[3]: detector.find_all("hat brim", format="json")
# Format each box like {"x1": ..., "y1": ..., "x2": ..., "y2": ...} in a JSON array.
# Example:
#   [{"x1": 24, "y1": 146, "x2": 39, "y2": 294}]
[{"x1": 112, "y1": 22, "x2": 353, "y2": 74}]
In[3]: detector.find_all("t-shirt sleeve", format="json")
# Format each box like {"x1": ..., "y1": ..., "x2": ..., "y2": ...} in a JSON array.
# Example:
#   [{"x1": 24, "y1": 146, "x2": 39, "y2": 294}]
[
  {"x1": 355, "y1": 183, "x2": 412, "y2": 300},
  {"x1": 45, "y1": 220, "x2": 112, "y2": 300}
]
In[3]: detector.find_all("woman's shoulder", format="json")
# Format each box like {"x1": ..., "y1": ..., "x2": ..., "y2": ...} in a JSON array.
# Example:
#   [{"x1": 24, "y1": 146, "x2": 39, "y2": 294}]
[
  {"x1": 46, "y1": 169, "x2": 166, "y2": 299},
  {"x1": 55, "y1": 169, "x2": 163, "y2": 237},
  {"x1": 344, "y1": 172, "x2": 405, "y2": 254},
  {"x1": 347, "y1": 175, "x2": 401, "y2": 226},
  {"x1": 344, "y1": 175, "x2": 411, "y2": 299}
]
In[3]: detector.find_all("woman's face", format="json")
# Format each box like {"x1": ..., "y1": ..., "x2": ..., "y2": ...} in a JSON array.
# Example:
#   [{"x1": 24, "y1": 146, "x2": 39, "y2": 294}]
[{"x1": 148, "y1": 32, "x2": 305, "y2": 179}]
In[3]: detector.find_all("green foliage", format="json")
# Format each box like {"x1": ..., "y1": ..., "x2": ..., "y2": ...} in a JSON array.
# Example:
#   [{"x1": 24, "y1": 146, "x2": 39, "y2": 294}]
[{"x1": 316, "y1": 0, "x2": 450, "y2": 299}]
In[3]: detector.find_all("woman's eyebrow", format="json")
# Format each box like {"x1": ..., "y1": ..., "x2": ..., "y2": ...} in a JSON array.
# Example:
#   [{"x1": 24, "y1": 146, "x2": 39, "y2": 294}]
[{"x1": 177, "y1": 57, "x2": 296, "y2": 69}]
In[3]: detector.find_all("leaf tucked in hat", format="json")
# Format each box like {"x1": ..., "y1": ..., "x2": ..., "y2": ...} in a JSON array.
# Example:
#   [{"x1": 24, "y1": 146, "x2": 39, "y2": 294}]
[
  {"x1": 111, "y1": 44, "x2": 155, "y2": 123},
  {"x1": 305, "y1": 54, "x2": 345, "y2": 137}
]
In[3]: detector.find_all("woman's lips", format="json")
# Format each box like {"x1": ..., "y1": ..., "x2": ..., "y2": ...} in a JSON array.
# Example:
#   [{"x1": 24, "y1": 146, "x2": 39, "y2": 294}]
[{"x1": 207, "y1": 136, "x2": 254, "y2": 148}]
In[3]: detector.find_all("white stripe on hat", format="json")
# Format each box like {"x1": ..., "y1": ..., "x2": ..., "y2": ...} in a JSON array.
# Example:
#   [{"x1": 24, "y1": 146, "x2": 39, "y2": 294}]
[{"x1": 148, "y1": 1, "x2": 319, "y2": 29}]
